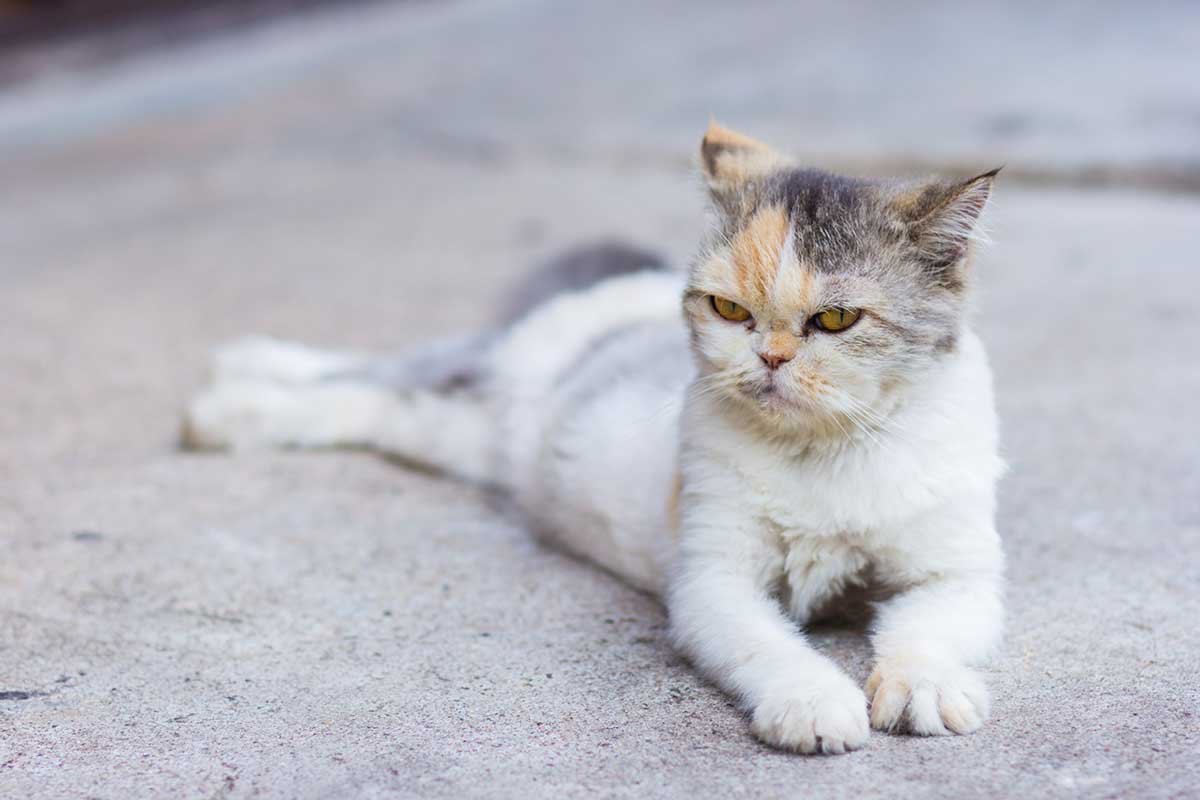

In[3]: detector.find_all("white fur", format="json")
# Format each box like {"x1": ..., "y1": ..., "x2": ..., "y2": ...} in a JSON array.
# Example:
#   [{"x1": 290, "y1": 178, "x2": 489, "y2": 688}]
[
  {"x1": 668, "y1": 329, "x2": 1003, "y2": 752},
  {"x1": 184, "y1": 270, "x2": 1004, "y2": 755},
  {"x1": 214, "y1": 336, "x2": 367, "y2": 384}
]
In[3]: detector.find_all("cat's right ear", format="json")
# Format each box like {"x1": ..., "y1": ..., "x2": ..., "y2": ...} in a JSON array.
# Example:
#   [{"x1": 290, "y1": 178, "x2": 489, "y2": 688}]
[
  {"x1": 893, "y1": 169, "x2": 999, "y2": 280},
  {"x1": 699, "y1": 121, "x2": 786, "y2": 200}
]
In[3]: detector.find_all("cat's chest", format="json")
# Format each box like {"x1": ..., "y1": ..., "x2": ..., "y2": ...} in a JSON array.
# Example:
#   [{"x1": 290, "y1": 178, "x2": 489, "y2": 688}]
[
  {"x1": 774, "y1": 529, "x2": 884, "y2": 623},
  {"x1": 746, "y1": 448, "x2": 914, "y2": 538}
]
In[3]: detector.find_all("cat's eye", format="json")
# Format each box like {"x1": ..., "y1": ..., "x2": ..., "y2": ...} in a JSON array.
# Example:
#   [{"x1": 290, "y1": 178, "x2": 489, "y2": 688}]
[
  {"x1": 711, "y1": 296, "x2": 752, "y2": 323},
  {"x1": 813, "y1": 307, "x2": 861, "y2": 332}
]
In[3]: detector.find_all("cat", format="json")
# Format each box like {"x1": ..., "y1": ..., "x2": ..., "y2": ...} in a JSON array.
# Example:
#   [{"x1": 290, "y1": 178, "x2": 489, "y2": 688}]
[{"x1": 183, "y1": 122, "x2": 1005, "y2": 755}]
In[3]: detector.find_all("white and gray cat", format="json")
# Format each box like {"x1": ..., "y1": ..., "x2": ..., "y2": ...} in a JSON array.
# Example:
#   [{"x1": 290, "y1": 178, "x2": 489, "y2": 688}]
[{"x1": 185, "y1": 123, "x2": 1005, "y2": 755}]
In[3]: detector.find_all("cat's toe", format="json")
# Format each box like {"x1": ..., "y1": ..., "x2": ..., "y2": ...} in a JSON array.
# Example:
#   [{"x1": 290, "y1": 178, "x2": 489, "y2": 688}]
[
  {"x1": 750, "y1": 676, "x2": 869, "y2": 754},
  {"x1": 866, "y1": 657, "x2": 989, "y2": 736}
]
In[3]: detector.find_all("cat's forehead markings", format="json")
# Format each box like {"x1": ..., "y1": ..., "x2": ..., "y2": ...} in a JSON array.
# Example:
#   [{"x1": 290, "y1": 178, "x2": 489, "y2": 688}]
[
  {"x1": 731, "y1": 204, "x2": 789, "y2": 301},
  {"x1": 770, "y1": 220, "x2": 815, "y2": 312}
]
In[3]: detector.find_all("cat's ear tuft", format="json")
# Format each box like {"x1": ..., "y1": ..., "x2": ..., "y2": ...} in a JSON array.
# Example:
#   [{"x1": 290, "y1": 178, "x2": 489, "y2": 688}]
[
  {"x1": 699, "y1": 120, "x2": 785, "y2": 194},
  {"x1": 896, "y1": 168, "x2": 1000, "y2": 279}
]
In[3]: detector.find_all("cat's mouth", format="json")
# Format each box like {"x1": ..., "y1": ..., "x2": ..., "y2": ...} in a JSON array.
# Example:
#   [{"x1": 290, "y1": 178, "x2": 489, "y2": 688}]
[{"x1": 742, "y1": 375, "x2": 806, "y2": 413}]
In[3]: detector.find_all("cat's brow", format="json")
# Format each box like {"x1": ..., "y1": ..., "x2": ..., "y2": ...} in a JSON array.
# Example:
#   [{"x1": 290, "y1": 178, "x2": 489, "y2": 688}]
[
  {"x1": 769, "y1": 216, "x2": 816, "y2": 312},
  {"x1": 731, "y1": 204, "x2": 789, "y2": 303}
]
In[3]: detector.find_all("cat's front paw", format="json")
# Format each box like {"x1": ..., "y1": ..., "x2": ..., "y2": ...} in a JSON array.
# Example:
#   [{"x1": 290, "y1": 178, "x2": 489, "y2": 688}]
[
  {"x1": 750, "y1": 675, "x2": 869, "y2": 755},
  {"x1": 866, "y1": 657, "x2": 990, "y2": 736}
]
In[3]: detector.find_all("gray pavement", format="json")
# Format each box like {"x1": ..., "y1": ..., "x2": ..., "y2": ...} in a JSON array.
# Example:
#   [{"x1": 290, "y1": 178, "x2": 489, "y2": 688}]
[{"x1": 1, "y1": 1, "x2": 1198, "y2": 798}]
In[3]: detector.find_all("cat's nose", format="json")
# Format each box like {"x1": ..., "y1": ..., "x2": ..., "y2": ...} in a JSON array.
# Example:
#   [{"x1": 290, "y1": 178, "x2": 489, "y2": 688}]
[
  {"x1": 759, "y1": 352, "x2": 792, "y2": 370},
  {"x1": 758, "y1": 330, "x2": 798, "y2": 370}
]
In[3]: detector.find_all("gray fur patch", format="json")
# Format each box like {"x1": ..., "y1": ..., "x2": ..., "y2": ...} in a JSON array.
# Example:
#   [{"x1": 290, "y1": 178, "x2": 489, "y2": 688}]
[
  {"x1": 323, "y1": 332, "x2": 492, "y2": 394},
  {"x1": 498, "y1": 240, "x2": 667, "y2": 325},
  {"x1": 324, "y1": 241, "x2": 668, "y2": 396}
]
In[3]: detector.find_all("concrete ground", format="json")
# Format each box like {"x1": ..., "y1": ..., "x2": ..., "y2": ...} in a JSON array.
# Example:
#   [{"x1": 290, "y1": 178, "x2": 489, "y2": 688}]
[{"x1": 2, "y1": 1, "x2": 1198, "y2": 797}]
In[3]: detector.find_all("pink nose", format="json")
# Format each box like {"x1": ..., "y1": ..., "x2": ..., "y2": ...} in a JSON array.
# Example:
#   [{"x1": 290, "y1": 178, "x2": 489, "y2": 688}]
[{"x1": 759, "y1": 352, "x2": 792, "y2": 370}]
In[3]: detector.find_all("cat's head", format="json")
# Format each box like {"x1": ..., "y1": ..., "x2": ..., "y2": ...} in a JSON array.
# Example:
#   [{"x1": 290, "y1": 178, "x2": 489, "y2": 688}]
[{"x1": 685, "y1": 122, "x2": 997, "y2": 433}]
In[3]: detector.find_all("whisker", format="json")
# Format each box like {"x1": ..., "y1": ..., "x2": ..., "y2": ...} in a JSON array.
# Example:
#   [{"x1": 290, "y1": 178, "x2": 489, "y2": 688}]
[{"x1": 816, "y1": 386, "x2": 909, "y2": 453}]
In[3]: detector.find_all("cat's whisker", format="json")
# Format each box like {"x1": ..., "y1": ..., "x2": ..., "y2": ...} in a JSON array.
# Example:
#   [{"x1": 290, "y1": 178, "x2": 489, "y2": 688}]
[
  {"x1": 824, "y1": 409, "x2": 857, "y2": 448},
  {"x1": 832, "y1": 390, "x2": 910, "y2": 441},
  {"x1": 814, "y1": 388, "x2": 907, "y2": 453},
  {"x1": 636, "y1": 371, "x2": 740, "y2": 433}
]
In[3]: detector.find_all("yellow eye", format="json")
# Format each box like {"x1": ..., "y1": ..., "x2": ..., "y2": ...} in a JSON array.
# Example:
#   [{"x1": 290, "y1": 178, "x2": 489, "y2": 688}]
[
  {"x1": 813, "y1": 307, "x2": 861, "y2": 332},
  {"x1": 711, "y1": 296, "x2": 752, "y2": 322}
]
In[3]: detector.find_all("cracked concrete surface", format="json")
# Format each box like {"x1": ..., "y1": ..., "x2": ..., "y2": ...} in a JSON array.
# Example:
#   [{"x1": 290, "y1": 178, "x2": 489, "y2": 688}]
[{"x1": 1, "y1": 1, "x2": 1198, "y2": 797}]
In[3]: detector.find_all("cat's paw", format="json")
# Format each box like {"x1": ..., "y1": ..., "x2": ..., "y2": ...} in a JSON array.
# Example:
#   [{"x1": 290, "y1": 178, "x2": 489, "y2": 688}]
[
  {"x1": 182, "y1": 380, "x2": 307, "y2": 450},
  {"x1": 750, "y1": 675, "x2": 870, "y2": 754},
  {"x1": 183, "y1": 378, "x2": 386, "y2": 451},
  {"x1": 213, "y1": 336, "x2": 362, "y2": 384},
  {"x1": 866, "y1": 656, "x2": 990, "y2": 736}
]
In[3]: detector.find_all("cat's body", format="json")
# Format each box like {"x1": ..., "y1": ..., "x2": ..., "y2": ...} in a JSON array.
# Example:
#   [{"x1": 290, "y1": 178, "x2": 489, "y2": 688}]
[{"x1": 185, "y1": 124, "x2": 1006, "y2": 755}]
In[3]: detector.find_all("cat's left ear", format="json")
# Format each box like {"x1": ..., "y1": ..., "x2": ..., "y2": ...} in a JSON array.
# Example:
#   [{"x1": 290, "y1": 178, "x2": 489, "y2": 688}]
[
  {"x1": 895, "y1": 168, "x2": 1000, "y2": 277},
  {"x1": 699, "y1": 121, "x2": 787, "y2": 196}
]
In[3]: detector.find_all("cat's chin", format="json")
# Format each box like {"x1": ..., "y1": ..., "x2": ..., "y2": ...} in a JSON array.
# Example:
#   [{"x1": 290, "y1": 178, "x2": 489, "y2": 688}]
[
  {"x1": 742, "y1": 382, "x2": 818, "y2": 419},
  {"x1": 728, "y1": 384, "x2": 855, "y2": 439},
  {"x1": 754, "y1": 386, "x2": 799, "y2": 413},
  {"x1": 714, "y1": 375, "x2": 842, "y2": 430}
]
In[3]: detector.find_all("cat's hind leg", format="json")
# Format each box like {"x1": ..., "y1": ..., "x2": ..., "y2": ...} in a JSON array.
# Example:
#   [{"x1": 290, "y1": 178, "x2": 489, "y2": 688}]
[
  {"x1": 183, "y1": 377, "x2": 497, "y2": 483},
  {"x1": 210, "y1": 333, "x2": 489, "y2": 392},
  {"x1": 183, "y1": 336, "x2": 499, "y2": 484},
  {"x1": 182, "y1": 378, "x2": 390, "y2": 453},
  {"x1": 212, "y1": 336, "x2": 369, "y2": 385}
]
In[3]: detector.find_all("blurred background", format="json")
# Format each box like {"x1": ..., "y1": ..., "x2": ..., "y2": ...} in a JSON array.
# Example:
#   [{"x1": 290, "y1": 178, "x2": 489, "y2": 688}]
[{"x1": 2, "y1": 2, "x2": 1198, "y2": 798}]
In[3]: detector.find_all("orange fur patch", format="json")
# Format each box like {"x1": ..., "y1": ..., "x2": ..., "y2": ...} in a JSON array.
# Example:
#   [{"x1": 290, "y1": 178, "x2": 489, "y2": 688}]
[
  {"x1": 700, "y1": 121, "x2": 783, "y2": 185},
  {"x1": 731, "y1": 205, "x2": 789, "y2": 301},
  {"x1": 666, "y1": 469, "x2": 684, "y2": 539},
  {"x1": 762, "y1": 330, "x2": 800, "y2": 363},
  {"x1": 702, "y1": 120, "x2": 770, "y2": 155}
]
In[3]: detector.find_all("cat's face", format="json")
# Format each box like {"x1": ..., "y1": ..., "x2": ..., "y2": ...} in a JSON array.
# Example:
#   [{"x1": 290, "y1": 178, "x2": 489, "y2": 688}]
[{"x1": 685, "y1": 123, "x2": 996, "y2": 430}]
